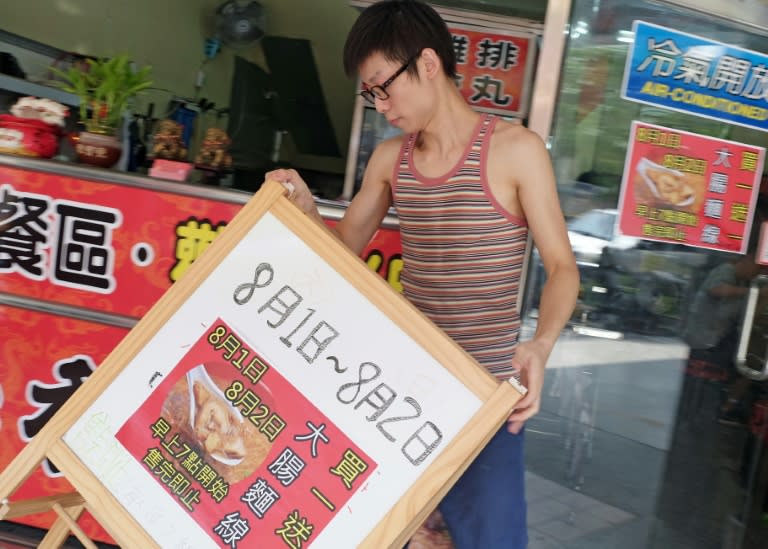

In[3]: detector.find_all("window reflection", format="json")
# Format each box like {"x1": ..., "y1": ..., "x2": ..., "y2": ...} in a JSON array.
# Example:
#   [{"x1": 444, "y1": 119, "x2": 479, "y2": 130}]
[{"x1": 523, "y1": 3, "x2": 768, "y2": 548}]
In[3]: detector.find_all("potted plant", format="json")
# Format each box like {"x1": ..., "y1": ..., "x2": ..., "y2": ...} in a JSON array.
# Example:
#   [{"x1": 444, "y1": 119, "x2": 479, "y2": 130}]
[{"x1": 52, "y1": 54, "x2": 152, "y2": 167}]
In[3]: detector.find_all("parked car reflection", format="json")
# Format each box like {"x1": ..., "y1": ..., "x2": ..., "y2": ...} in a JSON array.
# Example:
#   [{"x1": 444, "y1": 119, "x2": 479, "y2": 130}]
[
  {"x1": 567, "y1": 208, "x2": 639, "y2": 268},
  {"x1": 526, "y1": 208, "x2": 708, "y2": 338}
]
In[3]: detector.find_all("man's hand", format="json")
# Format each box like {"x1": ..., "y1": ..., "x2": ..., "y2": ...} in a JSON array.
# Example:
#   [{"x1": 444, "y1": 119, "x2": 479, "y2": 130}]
[
  {"x1": 264, "y1": 168, "x2": 320, "y2": 219},
  {"x1": 506, "y1": 339, "x2": 549, "y2": 434}
]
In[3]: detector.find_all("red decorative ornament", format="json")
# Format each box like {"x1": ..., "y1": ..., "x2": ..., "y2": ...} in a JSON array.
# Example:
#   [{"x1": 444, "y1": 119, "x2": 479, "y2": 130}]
[{"x1": 0, "y1": 114, "x2": 62, "y2": 158}]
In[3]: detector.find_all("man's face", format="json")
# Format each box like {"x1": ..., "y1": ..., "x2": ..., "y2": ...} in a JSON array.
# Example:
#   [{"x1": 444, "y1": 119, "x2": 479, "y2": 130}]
[{"x1": 359, "y1": 52, "x2": 428, "y2": 133}]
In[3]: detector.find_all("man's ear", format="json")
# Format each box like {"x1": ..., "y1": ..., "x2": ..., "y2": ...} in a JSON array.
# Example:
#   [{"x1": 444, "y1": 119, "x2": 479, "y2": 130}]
[{"x1": 419, "y1": 48, "x2": 442, "y2": 80}]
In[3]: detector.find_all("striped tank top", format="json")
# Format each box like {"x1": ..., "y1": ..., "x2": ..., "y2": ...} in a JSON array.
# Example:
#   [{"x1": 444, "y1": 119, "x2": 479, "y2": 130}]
[{"x1": 391, "y1": 114, "x2": 529, "y2": 380}]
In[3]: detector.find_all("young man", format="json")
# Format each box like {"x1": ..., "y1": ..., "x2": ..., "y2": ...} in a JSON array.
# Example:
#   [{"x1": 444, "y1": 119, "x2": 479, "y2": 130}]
[{"x1": 266, "y1": 1, "x2": 579, "y2": 546}]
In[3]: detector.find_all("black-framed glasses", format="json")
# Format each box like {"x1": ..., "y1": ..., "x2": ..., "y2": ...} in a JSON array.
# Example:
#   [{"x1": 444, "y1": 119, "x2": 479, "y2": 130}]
[{"x1": 360, "y1": 58, "x2": 412, "y2": 105}]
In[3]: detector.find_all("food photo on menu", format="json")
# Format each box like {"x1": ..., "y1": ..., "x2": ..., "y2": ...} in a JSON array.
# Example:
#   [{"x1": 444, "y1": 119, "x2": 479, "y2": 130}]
[
  {"x1": 160, "y1": 362, "x2": 275, "y2": 484},
  {"x1": 635, "y1": 156, "x2": 701, "y2": 211}
]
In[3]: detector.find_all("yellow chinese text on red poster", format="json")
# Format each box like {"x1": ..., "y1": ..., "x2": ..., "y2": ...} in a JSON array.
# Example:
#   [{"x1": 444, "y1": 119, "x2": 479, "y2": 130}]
[
  {"x1": 115, "y1": 318, "x2": 376, "y2": 549},
  {"x1": 618, "y1": 121, "x2": 765, "y2": 253}
]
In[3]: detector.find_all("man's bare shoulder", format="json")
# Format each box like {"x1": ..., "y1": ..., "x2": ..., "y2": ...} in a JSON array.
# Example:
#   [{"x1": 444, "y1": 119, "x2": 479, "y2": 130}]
[
  {"x1": 491, "y1": 119, "x2": 546, "y2": 155},
  {"x1": 365, "y1": 134, "x2": 406, "y2": 181},
  {"x1": 372, "y1": 134, "x2": 405, "y2": 159},
  {"x1": 486, "y1": 119, "x2": 555, "y2": 209}
]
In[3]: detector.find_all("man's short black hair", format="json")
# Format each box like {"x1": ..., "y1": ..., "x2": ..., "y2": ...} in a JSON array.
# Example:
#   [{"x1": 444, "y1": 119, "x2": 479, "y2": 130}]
[{"x1": 343, "y1": 0, "x2": 456, "y2": 80}]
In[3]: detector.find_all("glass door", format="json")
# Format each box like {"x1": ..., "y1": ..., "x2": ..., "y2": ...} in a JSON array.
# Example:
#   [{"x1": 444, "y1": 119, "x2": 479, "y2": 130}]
[{"x1": 523, "y1": 1, "x2": 768, "y2": 547}]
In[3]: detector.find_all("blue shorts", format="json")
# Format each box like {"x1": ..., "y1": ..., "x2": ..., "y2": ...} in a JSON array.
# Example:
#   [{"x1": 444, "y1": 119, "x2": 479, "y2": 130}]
[{"x1": 437, "y1": 426, "x2": 527, "y2": 548}]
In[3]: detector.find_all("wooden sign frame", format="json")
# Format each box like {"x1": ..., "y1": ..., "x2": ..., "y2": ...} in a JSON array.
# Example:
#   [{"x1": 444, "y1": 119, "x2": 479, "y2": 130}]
[{"x1": 0, "y1": 180, "x2": 524, "y2": 548}]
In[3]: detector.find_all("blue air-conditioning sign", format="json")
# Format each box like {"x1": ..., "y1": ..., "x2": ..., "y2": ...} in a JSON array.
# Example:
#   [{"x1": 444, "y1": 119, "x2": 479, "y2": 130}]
[{"x1": 622, "y1": 21, "x2": 768, "y2": 132}]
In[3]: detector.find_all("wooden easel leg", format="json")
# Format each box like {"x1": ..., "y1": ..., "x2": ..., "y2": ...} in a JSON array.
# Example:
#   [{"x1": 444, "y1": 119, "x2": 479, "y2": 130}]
[
  {"x1": 0, "y1": 492, "x2": 84, "y2": 520},
  {"x1": 38, "y1": 502, "x2": 98, "y2": 549},
  {"x1": 39, "y1": 503, "x2": 87, "y2": 549}
]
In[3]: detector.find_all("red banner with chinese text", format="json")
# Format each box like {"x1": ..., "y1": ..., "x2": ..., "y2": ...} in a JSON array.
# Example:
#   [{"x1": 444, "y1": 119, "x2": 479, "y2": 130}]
[
  {"x1": 0, "y1": 304, "x2": 129, "y2": 542},
  {"x1": 449, "y1": 24, "x2": 534, "y2": 117},
  {"x1": 618, "y1": 121, "x2": 765, "y2": 253},
  {"x1": 0, "y1": 166, "x2": 244, "y2": 317},
  {"x1": 0, "y1": 166, "x2": 405, "y2": 320}
]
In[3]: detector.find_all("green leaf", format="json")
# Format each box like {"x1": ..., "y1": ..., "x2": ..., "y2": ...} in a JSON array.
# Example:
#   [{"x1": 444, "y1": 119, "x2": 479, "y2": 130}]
[{"x1": 49, "y1": 53, "x2": 153, "y2": 132}]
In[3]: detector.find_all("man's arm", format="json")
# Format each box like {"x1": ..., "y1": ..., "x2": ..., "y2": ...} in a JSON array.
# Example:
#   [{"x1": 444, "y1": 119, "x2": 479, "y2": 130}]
[
  {"x1": 504, "y1": 129, "x2": 580, "y2": 433},
  {"x1": 335, "y1": 139, "x2": 400, "y2": 254},
  {"x1": 265, "y1": 137, "x2": 400, "y2": 254}
]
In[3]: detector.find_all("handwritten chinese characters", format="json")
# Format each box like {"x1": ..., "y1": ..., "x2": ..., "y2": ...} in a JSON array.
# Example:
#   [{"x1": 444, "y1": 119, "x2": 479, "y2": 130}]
[
  {"x1": 233, "y1": 261, "x2": 444, "y2": 467},
  {"x1": 56, "y1": 192, "x2": 491, "y2": 548}
]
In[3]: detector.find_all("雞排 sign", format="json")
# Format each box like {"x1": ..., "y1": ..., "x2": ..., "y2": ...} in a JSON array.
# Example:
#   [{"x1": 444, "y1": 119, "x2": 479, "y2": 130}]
[{"x1": 450, "y1": 23, "x2": 535, "y2": 117}]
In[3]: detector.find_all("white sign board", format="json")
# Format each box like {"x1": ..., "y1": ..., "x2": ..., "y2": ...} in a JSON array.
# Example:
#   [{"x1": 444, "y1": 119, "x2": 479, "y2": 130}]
[{"x1": 0, "y1": 181, "x2": 523, "y2": 548}]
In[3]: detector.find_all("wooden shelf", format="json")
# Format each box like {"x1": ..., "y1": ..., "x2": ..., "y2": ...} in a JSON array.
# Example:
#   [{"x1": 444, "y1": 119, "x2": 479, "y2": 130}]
[{"x1": 0, "y1": 73, "x2": 79, "y2": 107}]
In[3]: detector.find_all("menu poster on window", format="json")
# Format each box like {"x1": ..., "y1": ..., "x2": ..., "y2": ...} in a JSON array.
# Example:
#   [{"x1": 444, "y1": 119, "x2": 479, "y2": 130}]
[
  {"x1": 449, "y1": 24, "x2": 535, "y2": 117},
  {"x1": 113, "y1": 318, "x2": 376, "y2": 549},
  {"x1": 617, "y1": 121, "x2": 764, "y2": 253},
  {"x1": 621, "y1": 21, "x2": 768, "y2": 132},
  {"x1": 757, "y1": 222, "x2": 768, "y2": 265}
]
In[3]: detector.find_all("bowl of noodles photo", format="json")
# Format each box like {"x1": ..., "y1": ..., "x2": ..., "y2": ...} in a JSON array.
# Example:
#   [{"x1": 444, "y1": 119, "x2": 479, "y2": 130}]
[{"x1": 161, "y1": 362, "x2": 275, "y2": 484}]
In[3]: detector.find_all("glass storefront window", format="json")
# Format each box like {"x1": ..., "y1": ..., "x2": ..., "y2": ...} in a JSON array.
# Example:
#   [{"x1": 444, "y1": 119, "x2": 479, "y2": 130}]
[
  {"x1": 523, "y1": 2, "x2": 768, "y2": 548},
  {"x1": 551, "y1": 3, "x2": 768, "y2": 218}
]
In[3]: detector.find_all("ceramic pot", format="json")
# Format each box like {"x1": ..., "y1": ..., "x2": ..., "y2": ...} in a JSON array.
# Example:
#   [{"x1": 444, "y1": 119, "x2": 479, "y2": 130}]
[
  {"x1": 0, "y1": 114, "x2": 61, "y2": 158},
  {"x1": 73, "y1": 130, "x2": 122, "y2": 168}
]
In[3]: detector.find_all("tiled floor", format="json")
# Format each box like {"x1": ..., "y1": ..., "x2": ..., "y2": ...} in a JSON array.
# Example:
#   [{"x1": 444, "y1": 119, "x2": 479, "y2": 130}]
[{"x1": 526, "y1": 471, "x2": 635, "y2": 549}]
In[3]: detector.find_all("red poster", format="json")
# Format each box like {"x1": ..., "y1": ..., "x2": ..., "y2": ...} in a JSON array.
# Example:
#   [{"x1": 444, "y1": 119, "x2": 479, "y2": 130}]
[
  {"x1": 0, "y1": 304, "x2": 129, "y2": 542},
  {"x1": 115, "y1": 319, "x2": 376, "y2": 548},
  {"x1": 0, "y1": 165, "x2": 244, "y2": 318},
  {"x1": 449, "y1": 24, "x2": 534, "y2": 116},
  {"x1": 618, "y1": 121, "x2": 765, "y2": 253}
]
